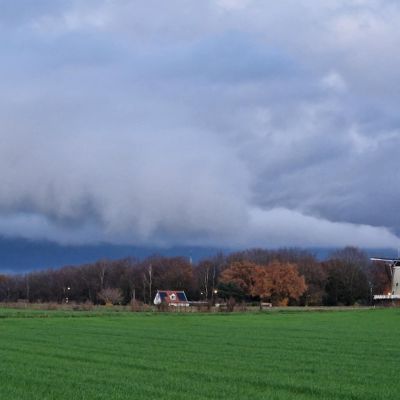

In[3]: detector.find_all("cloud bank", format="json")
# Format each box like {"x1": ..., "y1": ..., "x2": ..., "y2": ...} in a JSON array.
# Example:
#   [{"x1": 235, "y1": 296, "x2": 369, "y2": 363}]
[{"x1": 0, "y1": 0, "x2": 399, "y2": 248}]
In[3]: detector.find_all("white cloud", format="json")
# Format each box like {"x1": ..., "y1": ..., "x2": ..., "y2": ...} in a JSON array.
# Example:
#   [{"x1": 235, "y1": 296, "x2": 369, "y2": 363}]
[
  {"x1": 321, "y1": 71, "x2": 347, "y2": 93},
  {"x1": 247, "y1": 208, "x2": 400, "y2": 248}
]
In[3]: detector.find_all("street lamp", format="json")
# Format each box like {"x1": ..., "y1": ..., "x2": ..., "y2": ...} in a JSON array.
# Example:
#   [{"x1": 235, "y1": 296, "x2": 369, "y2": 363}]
[
  {"x1": 212, "y1": 289, "x2": 218, "y2": 306},
  {"x1": 66, "y1": 286, "x2": 71, "y2": 304}
]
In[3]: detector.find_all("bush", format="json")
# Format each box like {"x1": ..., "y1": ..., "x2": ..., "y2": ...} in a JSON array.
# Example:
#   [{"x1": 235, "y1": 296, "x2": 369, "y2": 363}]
[{"x1": 98, "y1": 288, "x2": 123, "y2": 305}]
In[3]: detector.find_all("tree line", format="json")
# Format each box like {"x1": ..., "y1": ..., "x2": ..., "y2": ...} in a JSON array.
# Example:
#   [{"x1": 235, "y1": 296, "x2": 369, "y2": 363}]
[{"x1": 0, "y1": 246, "x2": 391, "y2": 306}]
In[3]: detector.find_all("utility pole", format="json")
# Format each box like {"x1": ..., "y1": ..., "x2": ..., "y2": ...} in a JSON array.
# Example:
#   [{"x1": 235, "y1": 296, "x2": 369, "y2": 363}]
[
  {"x1": 143, "y1": 273, "x2": 146, "y2": 304},
  {"x1": 148, "y1": 264, "x2": 152, "y2": 304},
  {"x1": 132, "y1": 287, "x2": 136, "y2": 302}
]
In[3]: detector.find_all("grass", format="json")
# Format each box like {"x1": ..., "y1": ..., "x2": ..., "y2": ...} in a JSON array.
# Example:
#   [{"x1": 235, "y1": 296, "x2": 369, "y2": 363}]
[{"x1": 0, "y1": 308, "x2": 399, "y2": 399}]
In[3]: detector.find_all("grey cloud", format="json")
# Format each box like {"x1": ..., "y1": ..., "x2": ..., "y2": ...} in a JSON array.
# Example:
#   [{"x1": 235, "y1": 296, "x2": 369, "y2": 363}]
[{"x1": 0, "y1": 1, "x2": 399, "y2": 248}]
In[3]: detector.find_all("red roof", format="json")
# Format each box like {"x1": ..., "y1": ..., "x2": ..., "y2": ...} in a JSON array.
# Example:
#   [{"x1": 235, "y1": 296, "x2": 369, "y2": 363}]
[{"x1": 154, "y1": 290, "x2": 188, "y2": 304}]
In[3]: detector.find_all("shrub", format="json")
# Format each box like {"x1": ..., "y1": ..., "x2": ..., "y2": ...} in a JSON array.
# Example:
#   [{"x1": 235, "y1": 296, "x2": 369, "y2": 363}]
[{"x1": 98, "y1": 288, "x2": 123, "y2": 305}]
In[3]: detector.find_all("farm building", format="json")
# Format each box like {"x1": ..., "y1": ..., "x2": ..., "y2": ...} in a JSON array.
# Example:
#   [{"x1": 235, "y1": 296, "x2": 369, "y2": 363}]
[{"x1": 153, "y1": 290, "x2": 189, "y2": 307}]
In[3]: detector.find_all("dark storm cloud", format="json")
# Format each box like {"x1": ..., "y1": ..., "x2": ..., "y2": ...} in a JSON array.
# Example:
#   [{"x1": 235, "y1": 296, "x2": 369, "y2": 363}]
[{"x1": 0, "y1": 0, "x2": 399, "y2": 247}]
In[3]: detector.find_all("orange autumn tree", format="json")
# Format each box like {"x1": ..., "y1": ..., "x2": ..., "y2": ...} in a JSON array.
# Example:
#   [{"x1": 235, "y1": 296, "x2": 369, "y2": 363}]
[
  {"x1": 219, "y1": 260, "x2": 307, "y2": 306},
  {"x1": 219, "y1": 261, "x2": 273, "y2": 302},
  {"x1": 219, "y1": 261, "x2": 260, "y2": 294},
  {"x1": 265, "y1": 261, "x2": 307, "y2": 306},
  {"x1": 251, "y1": 267, "x2": 272, "y2": 301}
]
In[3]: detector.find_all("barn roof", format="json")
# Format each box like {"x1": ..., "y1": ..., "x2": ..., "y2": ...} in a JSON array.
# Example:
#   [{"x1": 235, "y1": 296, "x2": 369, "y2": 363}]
[{"x1": 154, "y1": 290, "x2": 188, "y2": 304}]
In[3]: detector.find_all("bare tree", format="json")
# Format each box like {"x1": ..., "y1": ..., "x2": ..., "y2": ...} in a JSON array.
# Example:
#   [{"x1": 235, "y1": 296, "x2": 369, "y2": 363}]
[{"x1": 98, "y1": 288, "x2": 123, "y2": 305}]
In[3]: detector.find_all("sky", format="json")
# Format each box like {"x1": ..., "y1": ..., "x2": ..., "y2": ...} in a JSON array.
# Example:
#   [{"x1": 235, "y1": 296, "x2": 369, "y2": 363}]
[{"x1": 1, "y1": 0, "x2": 400, "y2": 251}]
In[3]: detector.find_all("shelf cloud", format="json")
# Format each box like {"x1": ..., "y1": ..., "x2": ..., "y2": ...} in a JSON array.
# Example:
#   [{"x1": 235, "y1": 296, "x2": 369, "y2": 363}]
[{"x1": 0, "y1": 0, "x2": 399, "y2": 248}]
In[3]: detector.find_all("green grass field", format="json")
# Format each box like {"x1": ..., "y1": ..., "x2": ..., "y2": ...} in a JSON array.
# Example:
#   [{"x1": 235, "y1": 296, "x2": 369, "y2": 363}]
[{"x1": 0, "y1": 308, "x2": 399, "y2": 400}]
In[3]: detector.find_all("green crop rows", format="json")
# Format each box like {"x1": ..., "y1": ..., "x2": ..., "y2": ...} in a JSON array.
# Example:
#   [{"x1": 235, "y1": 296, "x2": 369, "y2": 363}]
[{"x1": 0, "y1": 308, "x2": 399, "y2": 399}]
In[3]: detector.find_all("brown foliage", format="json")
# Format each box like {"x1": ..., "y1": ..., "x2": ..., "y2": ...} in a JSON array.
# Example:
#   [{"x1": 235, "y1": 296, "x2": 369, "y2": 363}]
[
  {"x1": 251, "y1": 268, "x2": 272, "y2": 299},
  {"x1": 219, "y1": 261, "x2": 262, "y2": 295},
  {"x1": 219, "y1": 260, "x2": 307, "y2": 305},
  {"x1": 265, "y1": 261, "x2": 307, "y2": 305}
]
